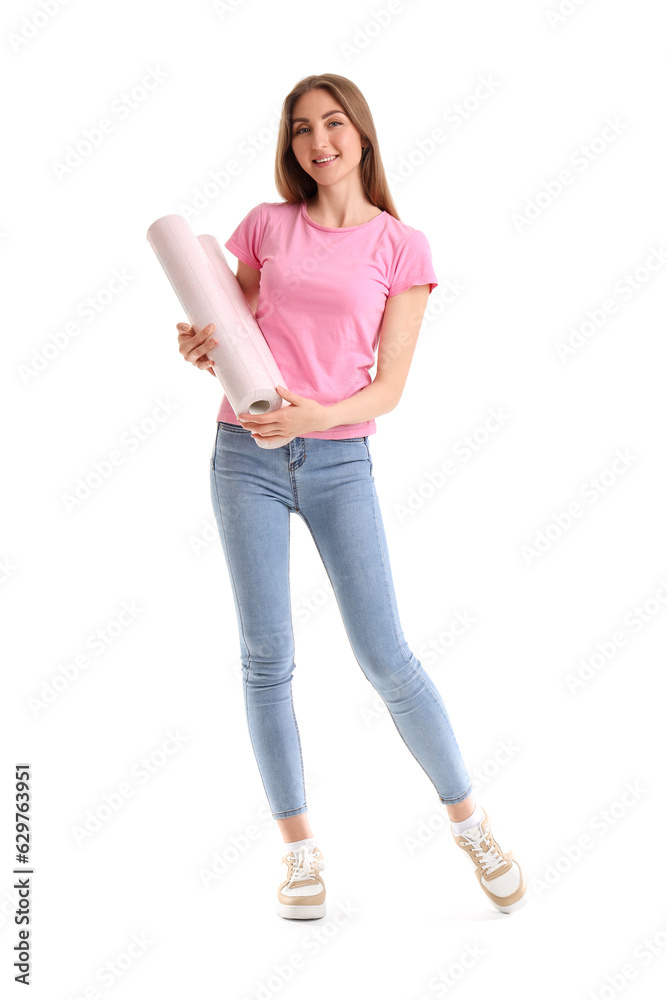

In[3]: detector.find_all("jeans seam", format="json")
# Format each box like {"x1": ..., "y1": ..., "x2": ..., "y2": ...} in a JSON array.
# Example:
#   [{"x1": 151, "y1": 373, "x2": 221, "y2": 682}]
[
  {"x1": 289, "y1": 439, "x2": 304, "y2": 509},
  {"x1": 440, "y1": 782, "x2": 474, "y2": 805},
  {"x1": 364, "y1": 438, "x2": 374, "y2": 476},
  {"x1": 273, "y1": 806, "x2": 309, "y2": 819},
  {"x1": 287, "y1": 513, "x2": 307, "y2": 817}
]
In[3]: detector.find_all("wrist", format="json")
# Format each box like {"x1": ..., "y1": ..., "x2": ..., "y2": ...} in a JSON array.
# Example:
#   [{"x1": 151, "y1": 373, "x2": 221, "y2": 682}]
[{"x1": 318, "y1": 403, "x2": 335, "y2": 432}]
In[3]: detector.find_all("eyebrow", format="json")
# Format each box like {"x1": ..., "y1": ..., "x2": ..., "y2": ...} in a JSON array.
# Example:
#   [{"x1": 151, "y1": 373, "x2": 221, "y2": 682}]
[{"x1": 291, "y1": 110, "x2": 347, "y2": 126}]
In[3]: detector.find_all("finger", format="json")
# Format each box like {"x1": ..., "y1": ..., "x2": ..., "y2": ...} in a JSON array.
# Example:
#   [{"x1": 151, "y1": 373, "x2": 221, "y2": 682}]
[
  {"x1": 191, "y1": 328, "x2": 218, "y2": 357},
  {"x1": 178, "y1": 322, "x2": 215, "y2": 346},
  {"x1": 194, "y1": 322, "x2": 216, "y2": 343},
  {"x1": 184, "y1": 336, "x2": 217, "y2": 364},
  {"x1": 180, "y1": 321, "x2": 215, "y2": 333}
]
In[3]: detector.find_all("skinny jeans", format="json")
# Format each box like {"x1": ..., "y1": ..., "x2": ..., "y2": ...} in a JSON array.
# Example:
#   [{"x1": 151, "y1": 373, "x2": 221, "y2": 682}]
[{"x1": 210, "y1": 421, "x2": 473, "y2": 819}]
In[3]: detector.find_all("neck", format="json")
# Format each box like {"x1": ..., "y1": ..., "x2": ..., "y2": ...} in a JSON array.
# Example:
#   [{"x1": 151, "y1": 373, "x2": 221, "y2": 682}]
[{"x1": 308, "y1": 180, "x2": 378, "y2": 228}]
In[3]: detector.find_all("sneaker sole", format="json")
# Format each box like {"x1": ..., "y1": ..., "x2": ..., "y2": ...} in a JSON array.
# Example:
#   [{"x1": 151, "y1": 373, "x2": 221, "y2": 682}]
[
  {"x1": 490, "y1": 891, "x2": 529, "y2": 914},
  {"x1": 276, "y1": 901, "x2": 326, "y2": 919}
]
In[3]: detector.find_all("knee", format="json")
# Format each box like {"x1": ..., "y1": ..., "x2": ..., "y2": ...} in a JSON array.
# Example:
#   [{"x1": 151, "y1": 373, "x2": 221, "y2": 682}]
[
  {"x1": 360, "y1": 646, "x2": 421, "y2": 698},
  {"x1": 241, "y1": 627, "x2": 295, "y2": 683}
]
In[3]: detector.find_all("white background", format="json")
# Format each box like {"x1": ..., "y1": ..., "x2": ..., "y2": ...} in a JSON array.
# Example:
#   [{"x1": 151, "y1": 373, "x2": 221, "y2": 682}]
[{"x1": 2, "y1": 0, "x2": 666, "y2": 997}]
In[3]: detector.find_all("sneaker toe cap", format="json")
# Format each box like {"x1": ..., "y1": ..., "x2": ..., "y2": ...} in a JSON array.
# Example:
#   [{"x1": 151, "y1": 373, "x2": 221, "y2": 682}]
[{"x1": 482, "y1": 860, "x2": 523, "y2": 897}]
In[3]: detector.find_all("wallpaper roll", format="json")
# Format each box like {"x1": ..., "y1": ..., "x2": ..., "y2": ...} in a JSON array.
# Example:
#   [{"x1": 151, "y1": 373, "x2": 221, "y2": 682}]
[{"x1": 146, "y1": 213, "x2": 294, "y2": 450}]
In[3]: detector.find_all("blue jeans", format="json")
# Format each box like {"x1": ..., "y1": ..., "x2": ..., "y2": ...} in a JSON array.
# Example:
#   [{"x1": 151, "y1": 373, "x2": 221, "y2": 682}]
[{"x1": 209, "y1": 421, "x2": 473, "y2": 819}]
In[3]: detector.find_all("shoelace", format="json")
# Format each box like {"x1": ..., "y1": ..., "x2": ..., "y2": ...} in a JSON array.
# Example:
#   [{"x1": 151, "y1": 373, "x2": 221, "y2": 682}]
[
  {"x1": 284, "y1": 845, "x2": 325, "y2": 888},
  {"x1": 460, "y1": 824, "x2": 509, "y2": 876}
]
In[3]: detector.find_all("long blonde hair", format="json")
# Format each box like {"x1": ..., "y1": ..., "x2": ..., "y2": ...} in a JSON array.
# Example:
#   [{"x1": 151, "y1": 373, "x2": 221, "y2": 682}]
[{"x1": 274, "y1": 73, "x2": 401, "y2": 221}]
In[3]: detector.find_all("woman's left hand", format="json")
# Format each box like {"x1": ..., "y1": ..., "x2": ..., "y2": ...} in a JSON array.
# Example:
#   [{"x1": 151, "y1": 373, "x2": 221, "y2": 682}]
[{"x1": 237, "y1": 386, "x2": 328, "y2": 439}]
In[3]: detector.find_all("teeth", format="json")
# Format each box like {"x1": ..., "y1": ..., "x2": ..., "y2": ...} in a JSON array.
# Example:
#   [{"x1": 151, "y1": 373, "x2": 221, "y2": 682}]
[{"x1": 314, "y1": 155, "x2": 337, "y2": 163}]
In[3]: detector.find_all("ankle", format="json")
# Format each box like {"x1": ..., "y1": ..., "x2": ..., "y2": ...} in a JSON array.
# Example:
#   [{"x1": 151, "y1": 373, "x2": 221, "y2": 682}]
[
  {"x1": 450, "y1": 802, "x2": 485, "y2": 835},
  {"x1": 283, "y1": 836, "x2": 318, "y2": 851}
]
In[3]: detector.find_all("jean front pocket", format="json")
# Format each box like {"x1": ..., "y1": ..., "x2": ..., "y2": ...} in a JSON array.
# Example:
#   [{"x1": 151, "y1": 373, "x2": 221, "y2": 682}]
[
  {"x1": 364, "y1": 438, "x2": 374, "y2": 477},
  {"x1": 219, "y1": 420, "x2": 251, "y2": 434}
]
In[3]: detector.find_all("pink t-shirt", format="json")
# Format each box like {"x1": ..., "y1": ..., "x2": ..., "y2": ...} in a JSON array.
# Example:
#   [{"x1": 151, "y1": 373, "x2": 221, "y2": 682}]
[{"x1": 216, "y1": 199, "x2": 438, "y2": 439}]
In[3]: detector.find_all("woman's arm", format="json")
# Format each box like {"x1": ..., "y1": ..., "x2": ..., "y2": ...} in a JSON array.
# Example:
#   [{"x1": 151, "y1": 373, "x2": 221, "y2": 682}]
[
  {"x1": 235, "y1": 259, "x2": 261, "y2": 313},
  {"x1": 321, "y1": 283, "x2": 431, "y2": 430}
]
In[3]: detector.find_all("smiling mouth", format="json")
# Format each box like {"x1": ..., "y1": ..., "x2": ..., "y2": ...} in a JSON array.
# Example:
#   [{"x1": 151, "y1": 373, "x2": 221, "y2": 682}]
[{"x1": 313, "y1": 154, "x2": 339, "y2": 164}]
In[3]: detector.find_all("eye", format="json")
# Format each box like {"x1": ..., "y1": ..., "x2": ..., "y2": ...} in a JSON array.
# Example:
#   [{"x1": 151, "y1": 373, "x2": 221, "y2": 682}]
[{"x1": 293, "y1": 120, "x2": 344, "y2": 136}]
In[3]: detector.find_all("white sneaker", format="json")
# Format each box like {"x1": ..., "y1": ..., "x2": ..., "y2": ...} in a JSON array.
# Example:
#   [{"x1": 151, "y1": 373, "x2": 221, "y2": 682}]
[
  {"x1": 276, "y1": 843, "x2": 326, "y2": 920},
  {"x1": 451, "y1": 808, "x2": 528, "y2": 913}
]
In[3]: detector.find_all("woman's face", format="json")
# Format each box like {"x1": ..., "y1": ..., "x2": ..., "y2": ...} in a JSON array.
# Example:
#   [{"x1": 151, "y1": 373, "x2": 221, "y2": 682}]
[{"x1": 290, "y1": 88, "x2": 366, "y2": 187}]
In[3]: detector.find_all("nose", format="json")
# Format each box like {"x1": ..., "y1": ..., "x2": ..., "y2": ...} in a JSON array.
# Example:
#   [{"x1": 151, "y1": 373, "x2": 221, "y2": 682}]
[{"x1": 311, "y1": 128, "x2": 333, "y2": 152}]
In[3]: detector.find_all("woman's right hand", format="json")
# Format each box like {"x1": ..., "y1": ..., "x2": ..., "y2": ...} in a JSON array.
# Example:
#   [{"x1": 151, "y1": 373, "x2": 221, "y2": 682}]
[{"x1": 177, "y1": 322, "x2": 218, "y2": 376}]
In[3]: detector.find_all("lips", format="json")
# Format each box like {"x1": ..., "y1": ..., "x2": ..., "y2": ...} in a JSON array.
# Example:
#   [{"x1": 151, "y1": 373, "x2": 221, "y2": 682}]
[{"x1": 312, "y1": 154, "x2": 339, "y2": 164}]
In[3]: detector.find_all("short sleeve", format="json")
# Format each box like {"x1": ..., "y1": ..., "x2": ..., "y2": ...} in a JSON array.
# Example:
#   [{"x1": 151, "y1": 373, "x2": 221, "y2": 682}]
[
  {"x1": 224, "y1": 202, "x2": 266, "y2": 271},
  {"x1": 387, "y1": 229, "x2": 438, "y2": 297}
]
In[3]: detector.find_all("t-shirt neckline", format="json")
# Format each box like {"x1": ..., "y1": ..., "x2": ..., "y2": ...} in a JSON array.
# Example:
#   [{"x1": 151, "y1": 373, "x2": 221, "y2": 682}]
[{"x1": 301, "y1": 200, "x2": 386, "y2": 232}]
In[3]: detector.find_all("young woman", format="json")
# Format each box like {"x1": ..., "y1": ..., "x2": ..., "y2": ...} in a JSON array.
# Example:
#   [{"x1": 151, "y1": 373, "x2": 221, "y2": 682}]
[{"x1": 177, "y1": 73, "x2": 527, "y2": 919}]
